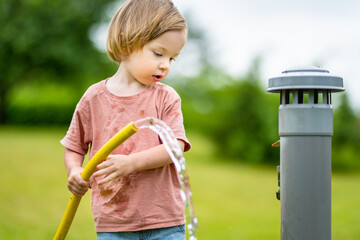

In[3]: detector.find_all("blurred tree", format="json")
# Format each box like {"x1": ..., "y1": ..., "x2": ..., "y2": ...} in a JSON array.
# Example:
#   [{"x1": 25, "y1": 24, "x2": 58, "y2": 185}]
[
  {"x1": 0, "y1": 0, "x2": 119, "y2": 123},
  {"x1": 333, "y1": 93, "x2": 360, "y2": 170},
  {"x1": 215, "y1": 61, "x2": 278, "y2": 163},
  {"x1": 177, "y1": 57, "x2": 280, "y2": 164}
]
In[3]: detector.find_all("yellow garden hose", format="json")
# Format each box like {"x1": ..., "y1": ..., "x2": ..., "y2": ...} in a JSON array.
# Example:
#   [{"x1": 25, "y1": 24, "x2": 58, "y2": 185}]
[{"x1": 54, "y1": 122, "x2": 139, "y2": 240}]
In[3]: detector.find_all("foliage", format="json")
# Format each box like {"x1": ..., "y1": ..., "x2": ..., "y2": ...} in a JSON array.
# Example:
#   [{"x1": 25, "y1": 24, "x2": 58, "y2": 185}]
[
  {"x1": 333, "y1": 93, "x2": 360, "y2": 170},
  {"x1": 5, "y1": 81, "x2": 79, "y2": 125},
  {"x1": 0, "y1": 0, "x2": 119, "y2": 123},
  {"x1": 175, "y1": 59, "x2": 280, "y2": 165},
  {"x1": 6, "y1": 102, "x2": 75, "y2": 126}
]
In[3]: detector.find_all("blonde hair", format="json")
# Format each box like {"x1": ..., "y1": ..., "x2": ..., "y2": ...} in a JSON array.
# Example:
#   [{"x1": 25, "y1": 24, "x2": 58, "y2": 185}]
[{"x1": 106, "y1": 0, "x2": 187, "y2": 63}]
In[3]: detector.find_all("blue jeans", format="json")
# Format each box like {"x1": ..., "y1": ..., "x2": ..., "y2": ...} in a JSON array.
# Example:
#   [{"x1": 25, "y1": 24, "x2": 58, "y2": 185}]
[{"x1": 97, "y1": 225, "x2": 186, "y2": 240}]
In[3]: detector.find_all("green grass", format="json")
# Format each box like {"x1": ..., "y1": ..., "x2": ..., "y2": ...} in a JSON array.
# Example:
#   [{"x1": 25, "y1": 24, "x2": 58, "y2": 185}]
[{"x1": 0, "y1": 126, "x2": 359, "y2": 239}]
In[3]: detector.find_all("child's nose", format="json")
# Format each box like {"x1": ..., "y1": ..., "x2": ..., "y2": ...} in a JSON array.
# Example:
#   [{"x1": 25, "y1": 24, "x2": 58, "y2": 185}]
[{"x1": 159, "y1": 60, "x2": 171, "y2": 70}]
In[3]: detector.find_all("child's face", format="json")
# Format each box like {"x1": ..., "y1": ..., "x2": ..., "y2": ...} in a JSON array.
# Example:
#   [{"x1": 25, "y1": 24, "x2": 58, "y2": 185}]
[{"x1": 124, "y1": 29, "x2": 187, "y2": 86}]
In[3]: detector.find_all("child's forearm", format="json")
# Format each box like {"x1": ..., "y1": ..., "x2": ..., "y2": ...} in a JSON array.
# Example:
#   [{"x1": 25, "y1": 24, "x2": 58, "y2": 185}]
[
  {"x1": 92, "y1": 140, "x2": 185, "y2": 190},
  {"x1": 64, "y1": 148, "x2": 85, "y2": 176},
  {"x1": 130, "y1": 140, "x2": 185, "y2": 172}
]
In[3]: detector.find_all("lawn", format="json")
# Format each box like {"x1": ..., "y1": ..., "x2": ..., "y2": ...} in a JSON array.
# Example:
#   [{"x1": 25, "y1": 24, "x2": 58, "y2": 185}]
[{"x1": 0, "y1": 126, "x2": 359, "y2": 239}]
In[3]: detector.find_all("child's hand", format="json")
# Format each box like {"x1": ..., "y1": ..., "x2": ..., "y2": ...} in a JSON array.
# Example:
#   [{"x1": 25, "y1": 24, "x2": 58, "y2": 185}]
[
  {"x1": 67, "y1": 167, "x2": 90, "y2": 196},
  {"x1": 94, "y1": 154, "x2": 134, "y2": 191}
]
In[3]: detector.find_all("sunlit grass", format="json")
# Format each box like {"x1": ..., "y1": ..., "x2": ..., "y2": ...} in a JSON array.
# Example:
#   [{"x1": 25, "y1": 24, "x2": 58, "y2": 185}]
[
  {"x1": 0, "y1": 126, "x2": 95, "y2": 240},
  {"x1": 0, "y1": 126, "x2": 359, "y2": 239}
]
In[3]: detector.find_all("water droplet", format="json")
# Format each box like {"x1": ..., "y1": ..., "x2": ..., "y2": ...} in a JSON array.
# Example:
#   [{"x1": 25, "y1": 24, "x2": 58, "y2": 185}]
[{"x1": 180, "y1": 190, "x2": 186, "y2": 202}]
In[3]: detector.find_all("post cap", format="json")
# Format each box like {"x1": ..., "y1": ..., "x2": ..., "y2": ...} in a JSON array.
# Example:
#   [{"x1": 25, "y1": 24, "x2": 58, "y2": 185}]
[{"x1": 267, "y1": 66, "x2": 344, "y2": 93}]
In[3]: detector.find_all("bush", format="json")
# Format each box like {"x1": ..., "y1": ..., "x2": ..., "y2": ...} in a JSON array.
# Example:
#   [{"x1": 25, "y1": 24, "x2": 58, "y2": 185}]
[
  {"x1": 5, "y1": 81, "x2": 79, "y2": 126},
  {"x1": 5, "y1": 103, "x2": 74, "y2": 126}
]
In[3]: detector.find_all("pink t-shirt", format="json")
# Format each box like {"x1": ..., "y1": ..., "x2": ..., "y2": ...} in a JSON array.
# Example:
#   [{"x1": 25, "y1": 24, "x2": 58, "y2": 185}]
[{"x1": 60, "y1": 80, "x2": 190, "y2": 232}]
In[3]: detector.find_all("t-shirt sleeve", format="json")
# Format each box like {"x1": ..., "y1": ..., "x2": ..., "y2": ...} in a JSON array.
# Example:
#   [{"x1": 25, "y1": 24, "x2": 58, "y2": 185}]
[
  {"x1": 60, "y1": 101, "x2": 91, "y2": 155},
  {"x1": 160, "y1": 88, "x2": 191, "y2": 152}
]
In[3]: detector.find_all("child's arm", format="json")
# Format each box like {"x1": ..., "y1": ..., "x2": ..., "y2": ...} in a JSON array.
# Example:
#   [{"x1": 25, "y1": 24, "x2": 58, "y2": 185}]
[
  {"x1": 94, "y1": 140, "x2": 185, "y2": 191},
  {"x1": 64, "y1": 148, "x2": 90, "y2": 196}
]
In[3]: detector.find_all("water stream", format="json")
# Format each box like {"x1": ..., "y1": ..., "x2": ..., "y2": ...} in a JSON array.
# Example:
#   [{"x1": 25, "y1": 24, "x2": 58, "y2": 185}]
[{"x1": 134, "y1": 117, "x2": 198, "y2": 240}]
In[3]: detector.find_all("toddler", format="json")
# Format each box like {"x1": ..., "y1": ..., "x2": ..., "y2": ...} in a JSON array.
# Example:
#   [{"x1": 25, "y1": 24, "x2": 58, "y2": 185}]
[{"x1": 60, "y1": 0, "x2": 190, "y2": 239}]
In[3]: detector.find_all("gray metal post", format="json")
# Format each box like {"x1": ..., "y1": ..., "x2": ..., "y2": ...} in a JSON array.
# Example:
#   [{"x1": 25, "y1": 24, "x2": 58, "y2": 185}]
[{"x1": 267, "y1": 67, "x2": 344, "y2": 240}]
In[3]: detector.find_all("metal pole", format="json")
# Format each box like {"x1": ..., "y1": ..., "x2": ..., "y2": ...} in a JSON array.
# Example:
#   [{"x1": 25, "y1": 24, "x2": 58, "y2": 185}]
[{"x1": 268, "y1": 67, "x2": 344, "y2": 240}]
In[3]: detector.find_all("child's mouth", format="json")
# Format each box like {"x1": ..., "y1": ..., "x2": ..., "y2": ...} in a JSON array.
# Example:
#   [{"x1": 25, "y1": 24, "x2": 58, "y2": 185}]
[{"x1": 152, "y1": 75, "x2": 163, "y2": 82}]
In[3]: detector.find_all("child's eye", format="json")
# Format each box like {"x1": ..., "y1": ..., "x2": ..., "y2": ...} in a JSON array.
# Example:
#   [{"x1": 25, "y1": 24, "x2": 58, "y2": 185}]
[
  {"x1": 170, "y1": 57, "x2": 176, "y2": 62},
  {"x1": 153, "y1": 51, "x2": 162, "y2": 57}
]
